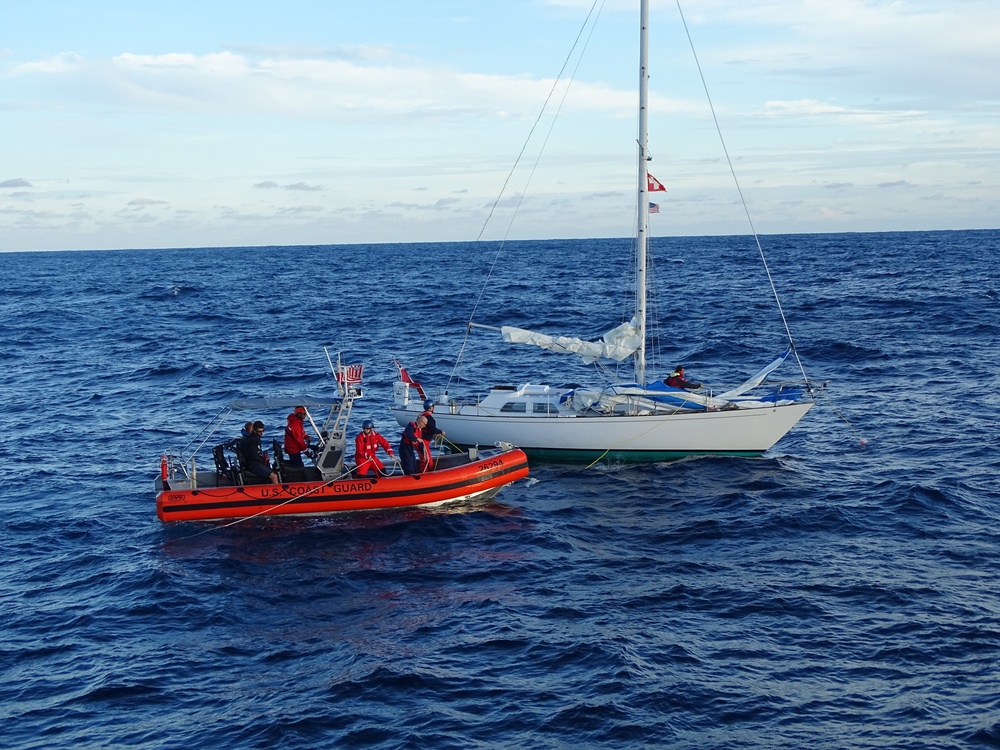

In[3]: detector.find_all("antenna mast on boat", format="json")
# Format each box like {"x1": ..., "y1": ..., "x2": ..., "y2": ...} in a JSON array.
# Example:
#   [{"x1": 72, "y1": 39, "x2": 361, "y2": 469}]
[{"x1": 635, "y1": 0, "x2": 650, "y2": 386}]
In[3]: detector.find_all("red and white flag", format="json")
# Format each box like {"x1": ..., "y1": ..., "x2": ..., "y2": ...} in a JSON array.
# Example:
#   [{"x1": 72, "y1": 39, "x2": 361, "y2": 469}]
[
  {"x1": 647, "y1": 173, "x2": 666, "y2": 192},
  {"x1": 336, "y1": 364, "x2": 364, "y2": 385},
  {"x1": 394, "y1": 359, "x2": 427, "y2": 399}
]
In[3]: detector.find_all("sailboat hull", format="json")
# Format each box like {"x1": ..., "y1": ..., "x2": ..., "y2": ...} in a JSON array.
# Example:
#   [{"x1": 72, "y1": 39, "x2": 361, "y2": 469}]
[{"x1": 394, "y1": 401, "x2": 813, "y2": 464}]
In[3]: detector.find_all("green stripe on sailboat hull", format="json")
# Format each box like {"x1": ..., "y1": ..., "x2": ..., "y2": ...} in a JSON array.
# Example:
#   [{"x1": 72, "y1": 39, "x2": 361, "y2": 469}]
[{"x1": 524, "y1": 448, "x2": 763, "y2": 464}]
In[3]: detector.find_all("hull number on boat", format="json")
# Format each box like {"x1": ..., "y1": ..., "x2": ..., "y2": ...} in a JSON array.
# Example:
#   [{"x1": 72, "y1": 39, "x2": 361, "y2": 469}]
[{"x1": 478, "y1": 460, "x2": 504, "y2": 473}]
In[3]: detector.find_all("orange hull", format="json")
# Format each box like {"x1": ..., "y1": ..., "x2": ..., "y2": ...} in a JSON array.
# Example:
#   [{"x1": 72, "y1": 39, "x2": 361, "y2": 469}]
[{"x1": 156, "y1": 448, "x2": 529, "y2": 523}]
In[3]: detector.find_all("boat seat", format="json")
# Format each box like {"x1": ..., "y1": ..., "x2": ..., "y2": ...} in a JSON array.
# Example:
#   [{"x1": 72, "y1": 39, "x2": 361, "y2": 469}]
[
  {"x1": 272, "y1": 439, "x2": 307, "y2": 483},
  {"x1": 212, "y1": 443, "x2": 240, "y2": 486},
  {"x1": 233, "y1": 450, "x2": 271, "y2": 485}
]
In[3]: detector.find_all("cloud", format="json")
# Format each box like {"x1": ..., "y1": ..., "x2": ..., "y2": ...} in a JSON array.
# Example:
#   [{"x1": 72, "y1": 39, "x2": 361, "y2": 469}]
[
  {"x1": 9, "y1": 47, "x2": 627, "y2": 123},
  {"x1": 416, "y1": 197, "x2": 461, "y2": 211},
  {"x1": 1, "y1": 178, "x2": 33, "y2": 188},
  {"x1": 254, "y1": 181, "x2": 323, "y2": 191},
  {"x1": 761, "y1": 99, "x2": 924, "y2": 127},
  {"x1": 696, "y1": 1, "x2": 1000, "y2": 108},
  {"x1": 226, "y1": 43, "x2": 397, "y2": 63},
  {"x1": 277, "y1": 205, "x2": 323, "y2": 215},
  {"x1": 8, "y1": 2, "x2": 1000, "y2": 129},
  {"x1": 127, "y1": 197, "x2": 168, "y2": 206},
  {"x1": 12, "y1": 51, "x2": 82, "y2": 75}
]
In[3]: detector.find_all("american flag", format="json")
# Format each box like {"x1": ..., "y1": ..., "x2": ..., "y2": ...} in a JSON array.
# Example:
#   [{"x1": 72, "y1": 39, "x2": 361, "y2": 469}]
[
  {"x1": 648, "y1": 202, "x2": 660, "y2": 214},
  {"x1": 336, "y1": 364, "x2": 364, "y2": 384}
]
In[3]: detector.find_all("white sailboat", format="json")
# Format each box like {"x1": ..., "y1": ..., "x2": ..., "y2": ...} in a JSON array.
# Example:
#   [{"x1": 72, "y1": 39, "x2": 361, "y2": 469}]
[{"x1": 391, "y1": 0, "x2": 816, "y2": 464}]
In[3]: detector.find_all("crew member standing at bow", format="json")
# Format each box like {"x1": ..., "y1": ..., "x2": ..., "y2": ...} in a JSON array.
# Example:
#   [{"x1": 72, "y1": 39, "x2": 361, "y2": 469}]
[
  {"x1": 420, "y1": 399, "x2": 445, "y2": 444},
  {"x1": 354, "y1": 420, "x2": 395, "y2": 477},
  {"x1": 399, "y1": 414, "x2": 430, "y2": 475}
]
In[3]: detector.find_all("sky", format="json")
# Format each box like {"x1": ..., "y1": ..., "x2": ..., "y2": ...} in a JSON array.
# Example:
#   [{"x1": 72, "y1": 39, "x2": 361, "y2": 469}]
[{"x1": 2, "y1": 0, "x2": 999, "y2": 252}]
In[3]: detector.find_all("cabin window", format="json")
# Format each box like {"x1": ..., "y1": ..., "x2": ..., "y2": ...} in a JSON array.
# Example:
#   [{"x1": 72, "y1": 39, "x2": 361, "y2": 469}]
[
  {"x1": 533, "y1": 403, "x2": 556, "y2": 414},
  {"x1": 500, "y1": 402, "x2": 527, "y2": 413}
]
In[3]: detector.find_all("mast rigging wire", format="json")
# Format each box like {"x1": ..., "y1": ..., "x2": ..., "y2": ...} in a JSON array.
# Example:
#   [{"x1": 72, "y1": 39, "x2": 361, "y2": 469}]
[
  {"x1": 447, "y1": 0, "x2": 606, "y2": 393},
  {"x1": 675, "y1": 0, "x2": 811, "y2": 387}
]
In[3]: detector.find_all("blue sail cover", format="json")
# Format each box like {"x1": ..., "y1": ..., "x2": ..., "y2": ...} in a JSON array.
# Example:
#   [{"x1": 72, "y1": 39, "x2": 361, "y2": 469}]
[{"x1": 560, "y1": 348, "x2": 799, "y2": 414}]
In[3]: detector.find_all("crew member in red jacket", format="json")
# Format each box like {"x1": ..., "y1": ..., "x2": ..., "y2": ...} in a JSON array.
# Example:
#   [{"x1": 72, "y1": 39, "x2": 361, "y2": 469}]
[
  {"x1": 664, "y1": 366, "x2": 702, "y2": 390},
  {"x1": 399, "y1": 415, "x2": 431, "y2": 475},
  {"x1": 354, "y1": 420, "x2": 395, "y2": 477},
  {"x1": 283, "y1": 406, "x2": 312, "y2": 467}
]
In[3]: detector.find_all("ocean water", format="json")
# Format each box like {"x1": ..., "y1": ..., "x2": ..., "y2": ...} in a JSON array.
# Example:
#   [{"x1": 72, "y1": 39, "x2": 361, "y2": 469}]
[{"x1": 2, "y1": 229, "x2": 1000, "y2": 749}]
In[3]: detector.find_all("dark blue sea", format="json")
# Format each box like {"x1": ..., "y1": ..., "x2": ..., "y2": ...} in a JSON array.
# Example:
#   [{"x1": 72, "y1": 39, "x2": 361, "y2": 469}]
[{"x1": 2, "y1": 229, "x2": 1000, "y2": 749}]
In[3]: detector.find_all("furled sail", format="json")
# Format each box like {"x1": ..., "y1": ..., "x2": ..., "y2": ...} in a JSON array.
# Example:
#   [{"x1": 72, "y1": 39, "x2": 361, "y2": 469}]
[{"x1": 500, "y1": 318, "x2": 641, "y2": 364}]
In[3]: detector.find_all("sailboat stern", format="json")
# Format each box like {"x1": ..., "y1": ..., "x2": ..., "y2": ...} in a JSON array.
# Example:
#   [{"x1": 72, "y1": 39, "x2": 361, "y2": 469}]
[{"x1": 393, "y1": 379, "x2": 418, "y2": 411}]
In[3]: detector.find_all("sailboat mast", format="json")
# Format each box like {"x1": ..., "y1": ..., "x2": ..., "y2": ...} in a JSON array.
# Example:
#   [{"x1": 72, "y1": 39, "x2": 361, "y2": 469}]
[{"x1": 635, "y1": 0, "x2": 650, "y2": 386}]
